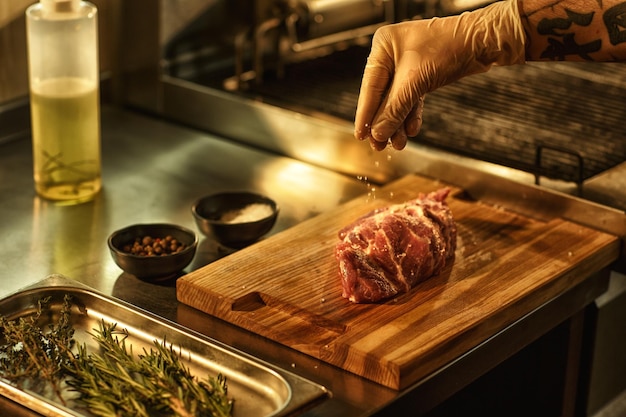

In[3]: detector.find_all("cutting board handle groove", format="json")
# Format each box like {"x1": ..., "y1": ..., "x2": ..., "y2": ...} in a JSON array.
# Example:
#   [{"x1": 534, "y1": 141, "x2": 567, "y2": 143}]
[{"x1": 232, "y1": 292, "x2": 347, "y2": 336}]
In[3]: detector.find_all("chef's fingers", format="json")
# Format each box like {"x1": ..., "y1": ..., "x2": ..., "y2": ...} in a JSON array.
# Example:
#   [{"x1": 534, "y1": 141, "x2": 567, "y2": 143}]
[
  {"x1": 369, "y1": 136, "x2": 389, "y2": 151},
  {"x1": 369, "y1": 93, "x2": 421, "y2": 152},
  {"x1": 390, "y1": 126, "x2": 408, "y2": 150},
  {"x1": 354, "y1": 31, "x2": 394, "y2": 141},
  {"x1": 354, "y1": 64, "x2": 392, "y2": 141},
  {"x1": 368, "y1": 124, "x2": 407, "y2": 151},
  {"x1": 370, "y1": 49, "x2": 426, "y2": 143},
  {"x1": 405, "y1": 96, "x2": 425, "y2": 137},
  {"x1": 371, "y1": 83, "x2": 413, "y2": 142}
]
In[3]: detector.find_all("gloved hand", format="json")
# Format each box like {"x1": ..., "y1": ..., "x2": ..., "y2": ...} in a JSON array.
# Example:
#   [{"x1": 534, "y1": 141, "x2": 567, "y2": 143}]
[{"x1": 355, "y1": 0, "x2": 526, "y2": 151}]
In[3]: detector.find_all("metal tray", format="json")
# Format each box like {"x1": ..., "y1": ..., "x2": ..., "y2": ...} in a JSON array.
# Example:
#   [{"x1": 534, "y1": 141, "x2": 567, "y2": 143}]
[{"x1": 0, "y1": 275, "x2": 328, "y2": 416}]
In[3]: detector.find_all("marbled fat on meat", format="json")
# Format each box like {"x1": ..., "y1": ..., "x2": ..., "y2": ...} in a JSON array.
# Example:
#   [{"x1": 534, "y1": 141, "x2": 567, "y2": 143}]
[{"x1": 335, "y1": 188, "x2": 457, "y2": 303}]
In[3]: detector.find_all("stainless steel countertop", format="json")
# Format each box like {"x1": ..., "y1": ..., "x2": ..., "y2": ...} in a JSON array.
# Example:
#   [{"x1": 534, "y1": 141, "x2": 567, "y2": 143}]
[{"x1": 0, "y1": 106, "x2": 620, "y2": 416}]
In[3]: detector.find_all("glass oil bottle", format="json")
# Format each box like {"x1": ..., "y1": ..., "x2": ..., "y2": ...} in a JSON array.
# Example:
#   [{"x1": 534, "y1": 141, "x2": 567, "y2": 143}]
[{"x1": 26, "y1": 0, "x2": 101, "y2": 204}]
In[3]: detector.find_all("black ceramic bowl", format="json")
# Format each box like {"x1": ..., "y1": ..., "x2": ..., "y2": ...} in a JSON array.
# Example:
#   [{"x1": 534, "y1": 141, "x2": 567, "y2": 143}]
[
  {"x1": 108, "y1": 223, "x2": 198, "y2": 280},
  {"x1": 192, "y1": 192, "x2": 279, "y2": 247}
]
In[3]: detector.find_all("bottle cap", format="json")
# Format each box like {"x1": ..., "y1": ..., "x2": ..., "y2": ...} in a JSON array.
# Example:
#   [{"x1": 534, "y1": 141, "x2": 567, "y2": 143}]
[{"x1": 40, "y1": 0, "x2": 79, "y2": 13}]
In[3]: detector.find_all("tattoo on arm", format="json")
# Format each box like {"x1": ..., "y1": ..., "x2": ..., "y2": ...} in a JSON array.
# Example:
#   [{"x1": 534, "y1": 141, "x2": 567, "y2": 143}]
[
  {"x1": 525, "y1": 1, "x2": 626, "y2": 61},
  {"x1": 604, "y1": 3, "x2": 626, "y2": 45},
  {"x1": 537, "y1": 9, "x2": 594, "y2": 35},
  {"x1": 537, "y1": 10, "x2": 601, "y2": 60}
]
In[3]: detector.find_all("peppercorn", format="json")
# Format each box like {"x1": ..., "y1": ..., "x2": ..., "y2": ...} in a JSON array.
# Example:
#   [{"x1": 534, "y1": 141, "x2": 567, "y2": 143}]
[{"x1": 123, "y1": 235, "x2": 186, "y2": 257}]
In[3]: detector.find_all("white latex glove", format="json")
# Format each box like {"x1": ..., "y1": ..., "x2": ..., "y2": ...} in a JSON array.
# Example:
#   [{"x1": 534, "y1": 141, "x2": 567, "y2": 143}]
[{"x1": 355, "y1": 0, "x2": 526, "y2": 151}]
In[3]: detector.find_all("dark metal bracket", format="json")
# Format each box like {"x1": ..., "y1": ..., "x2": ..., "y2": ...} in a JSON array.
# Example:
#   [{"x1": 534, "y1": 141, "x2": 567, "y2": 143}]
[{"x1": 535, "y1": 144, "x2": 585, "y2": 196}]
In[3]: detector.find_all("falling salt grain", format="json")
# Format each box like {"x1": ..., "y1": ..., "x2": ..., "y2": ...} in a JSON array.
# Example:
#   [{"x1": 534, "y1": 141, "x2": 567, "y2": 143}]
[{"x1": 320, "y1": 297, "x2": 326, "y2": 303}]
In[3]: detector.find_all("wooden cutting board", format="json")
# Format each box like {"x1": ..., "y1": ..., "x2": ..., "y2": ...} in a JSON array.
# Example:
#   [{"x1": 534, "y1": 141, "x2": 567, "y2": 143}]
[{"x1": 177, "y1": 174, "x2": 620, "y2": 389}]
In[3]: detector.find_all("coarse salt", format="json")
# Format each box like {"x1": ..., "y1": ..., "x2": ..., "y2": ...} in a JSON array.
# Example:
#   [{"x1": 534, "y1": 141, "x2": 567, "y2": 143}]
[{"x1": 220, "y1": 203, "x2": 273, "y2": 224}]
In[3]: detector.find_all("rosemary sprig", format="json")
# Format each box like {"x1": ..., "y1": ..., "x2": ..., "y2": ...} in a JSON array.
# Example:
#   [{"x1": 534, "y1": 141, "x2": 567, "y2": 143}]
[
  {"x1": 65, "y1": 321, "x2": 234, "y2": 417},
  {"x1": 0, "y1": 296, "x2": 234, "y2": 417},
  {"x1": 0, "y1": 295, "x2": 75, "y2": 404}
]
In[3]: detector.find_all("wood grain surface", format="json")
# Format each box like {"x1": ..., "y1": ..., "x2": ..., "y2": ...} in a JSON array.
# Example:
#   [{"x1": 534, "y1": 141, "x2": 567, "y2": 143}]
[{"x1": 177, "y1": 174, "x2": 620, "y2": 389}]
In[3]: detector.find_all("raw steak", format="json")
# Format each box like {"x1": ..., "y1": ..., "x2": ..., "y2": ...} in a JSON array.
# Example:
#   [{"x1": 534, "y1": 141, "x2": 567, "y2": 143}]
[{"x1": 335, "y1": 188, "x2": 457, "y2": 303}]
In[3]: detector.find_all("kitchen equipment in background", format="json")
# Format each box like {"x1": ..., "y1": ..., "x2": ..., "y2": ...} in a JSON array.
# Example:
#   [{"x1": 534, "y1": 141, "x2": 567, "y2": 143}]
[{"x1": 25, "y1": 0, "x2": 102, "y2": 204}]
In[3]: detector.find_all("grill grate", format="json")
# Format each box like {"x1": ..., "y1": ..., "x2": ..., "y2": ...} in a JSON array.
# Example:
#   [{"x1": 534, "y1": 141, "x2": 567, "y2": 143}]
[
  {"x1": 422, "y1": 62, "x2": 626, "y2": 183},
  {"x1": 229, "y1": 46, "x2": 626, "y2": 183}
]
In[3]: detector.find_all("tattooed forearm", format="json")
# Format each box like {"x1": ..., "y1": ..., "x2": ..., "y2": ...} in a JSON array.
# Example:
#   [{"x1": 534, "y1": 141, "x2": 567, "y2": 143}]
[{"x1": 519, "y1": 0, "x2": 626, "y2": 61}]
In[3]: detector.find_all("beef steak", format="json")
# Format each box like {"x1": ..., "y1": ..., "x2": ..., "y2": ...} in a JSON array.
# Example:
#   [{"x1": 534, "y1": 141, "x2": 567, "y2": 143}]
[{"x1": 335, "y1": 188, "x2": 457, "y2": 303}]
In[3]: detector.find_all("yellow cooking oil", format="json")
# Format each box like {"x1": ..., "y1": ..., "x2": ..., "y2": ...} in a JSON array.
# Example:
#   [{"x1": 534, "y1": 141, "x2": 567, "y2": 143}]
[{"x1": 30, "y1": 77, "x2": 101, "y2": 203}]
